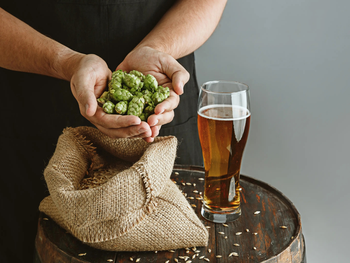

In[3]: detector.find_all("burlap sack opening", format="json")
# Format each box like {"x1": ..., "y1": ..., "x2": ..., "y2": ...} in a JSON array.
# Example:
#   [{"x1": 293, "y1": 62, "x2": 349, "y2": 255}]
[{"x1": 39, "y1": 126, "x2": 208, "y2": 251}]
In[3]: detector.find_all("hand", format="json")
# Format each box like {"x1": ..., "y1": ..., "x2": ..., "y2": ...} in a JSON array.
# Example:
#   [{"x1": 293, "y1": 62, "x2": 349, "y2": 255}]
[
  {"x1": 69, "y1": 54, "x2": 153, "y2": 139},
  {"x1": 117, "y1": 46, "x2": 190, "y2": 142}
]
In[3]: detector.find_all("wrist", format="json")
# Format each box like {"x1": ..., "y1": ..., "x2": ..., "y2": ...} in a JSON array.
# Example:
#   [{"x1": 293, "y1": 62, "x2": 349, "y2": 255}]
[{"x1": 52, "y1": 48, "x2": 85, "y2": 81}]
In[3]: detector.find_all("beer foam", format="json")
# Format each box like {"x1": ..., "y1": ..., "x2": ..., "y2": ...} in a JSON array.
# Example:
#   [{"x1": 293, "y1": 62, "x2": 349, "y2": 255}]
[{"x1": 198, "y1": 104, "x2": 251, "y2": 121}]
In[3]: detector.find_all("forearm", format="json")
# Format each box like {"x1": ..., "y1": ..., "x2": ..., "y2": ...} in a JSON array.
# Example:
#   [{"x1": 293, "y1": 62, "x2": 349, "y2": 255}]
[
  {"x1": 0, "y1": 8, "x2": 83, "y2": 81},
  {"x1": 137, "y1": 0, "x2": 227, "y2": 59}
]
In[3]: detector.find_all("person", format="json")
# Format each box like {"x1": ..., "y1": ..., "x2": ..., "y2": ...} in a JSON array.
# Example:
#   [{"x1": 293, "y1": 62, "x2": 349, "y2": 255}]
[{"x1": 0, "y1": 0, "x2": 227, "y2": 262}]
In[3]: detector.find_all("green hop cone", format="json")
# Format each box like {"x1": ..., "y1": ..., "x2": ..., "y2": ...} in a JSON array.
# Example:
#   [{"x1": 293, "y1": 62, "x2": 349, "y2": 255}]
[
  {"x1": 134, "y1": 91, "x2": 144, "y2": 98},
  {"x1": 158, "y1": 85, "x2": 170, "y2": 96},
  {"x1": 139, "y1": 112, "x2": 149, "y2": 121},
  {"x1": 115, "y1": 101, "x2": 128, "y2": 115},
  {"x1": 109, "y1": 70, "x2": 124, "y2": 90},
  {"x1": 97, "y1": 91, "x2": 110, "y2": 106},
  {"x1": 129, "y1": 70, "x2": 145, "y2": 81},
  {"x1": 152, "y1": 86, "x2": 170, "y2": 105},
  {"x1": 142, "y1": 89, "x2": 152, "y2": 104},
  {"x1": 144, "y1": 74, "x2": 158, "y2": 92},
  {"x1": 110, "y1": 88, "x2": 133, "y2": 102},
  {"x1": 144, "y1": 105, "x2": 154, "y2": 115},
  {"x1": 111, "y1": 69, "x2": 125, "y2": 82},
  {"x1": 127, "y1": 96, "x2": 145, "y2": 117},
  {"x1": 102, "y1": 101, "x2": 115, "y2": 114},
  {"x1": 123, "y1": 73, "x2": 141, "y2": 90},
  {"x1": 108, "y1": 79, "x2": 122, "y2": 90}
]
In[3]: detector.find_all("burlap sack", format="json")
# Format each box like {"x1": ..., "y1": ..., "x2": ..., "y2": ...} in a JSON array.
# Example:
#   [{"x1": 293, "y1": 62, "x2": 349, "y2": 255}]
[{"x1": 39, "y1": 126, "x2": 208, "y2": 251}]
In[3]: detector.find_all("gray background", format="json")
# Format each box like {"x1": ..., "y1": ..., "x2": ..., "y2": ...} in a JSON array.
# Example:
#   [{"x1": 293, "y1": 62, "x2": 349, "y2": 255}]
[{"x1": 195, "y1": 0, "x2": 350, "y2": 262}]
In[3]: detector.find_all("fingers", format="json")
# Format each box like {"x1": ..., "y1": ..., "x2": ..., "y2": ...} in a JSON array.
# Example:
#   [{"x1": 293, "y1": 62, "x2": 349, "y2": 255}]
[
  {"x1": 147, "y1": 110, "x2": 174, "y2": 127},
  {"x1": 94, "y1": 120, "x2": 152, "y2": 139}
]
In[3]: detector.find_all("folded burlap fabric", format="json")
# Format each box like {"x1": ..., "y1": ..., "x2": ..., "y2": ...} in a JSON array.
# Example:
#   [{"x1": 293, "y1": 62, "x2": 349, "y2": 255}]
[{"x1": 39, "y1": 126, "x2": 208, "y2": 251}]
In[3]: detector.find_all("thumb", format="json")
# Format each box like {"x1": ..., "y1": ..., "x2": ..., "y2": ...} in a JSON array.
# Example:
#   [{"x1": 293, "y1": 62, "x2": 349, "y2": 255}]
[
  {"x1": 84, "y1": 90, "x2": 98, "y2": 117},
  {"x1": 164, "y1": 58, "x2": 190, "y2": 95},
  {"x1": 71, "y1": 81, "x2": 98, "y2": 117}
]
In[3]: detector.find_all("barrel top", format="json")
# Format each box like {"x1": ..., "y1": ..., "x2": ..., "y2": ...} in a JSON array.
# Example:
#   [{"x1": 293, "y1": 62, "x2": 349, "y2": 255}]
[{"x1": 35, "y1": 165, "x2": 305, "y2": 263}]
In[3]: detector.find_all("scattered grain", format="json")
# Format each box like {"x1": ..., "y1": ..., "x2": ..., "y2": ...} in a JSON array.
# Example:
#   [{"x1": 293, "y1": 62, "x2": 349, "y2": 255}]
[
  {"x1": 280, "y1": 226, "x2": 288, "y2": 229},
  {"x1": 175, "y1": 172, "x2": 179, "y2": 175},
  {"x1": 216, "y1": 255, "x2": 222, "y2": 258},
  {"x1": 135, "y1": 259, "x2": 140, "y2": 262},
  {"x1": 78, "y1": 253, "x2": 87, "y2": 256},
  {"x1": 186, "y1": 182, "x2": 192, "y2": 186},
  {"x1": 218, "y1": 232, "x2": 225, "y2": 235},
  {"x1": 233, "y1": 243, "x2": 240, "y2": 247},
  {"x1": 222, "y1": 223, "x2": 228, "y2": 227},
  {"x1": 254, "y1": 211, "x2": 261, "y2": 215},
  {"x1": 235, "y1": 232, "x2": 243, "y2": 236},
  {"x1": 229, "y1": 252, "x2": 239, "y2": 257},
  {"x1": 204, "y1": 258, "x2": 210, "y2": 262}
]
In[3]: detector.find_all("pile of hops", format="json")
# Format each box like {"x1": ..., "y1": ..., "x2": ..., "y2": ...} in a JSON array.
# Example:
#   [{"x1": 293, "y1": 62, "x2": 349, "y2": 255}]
[{"x1": 97, "y1": 70, "x2": 170, "y2": 121}]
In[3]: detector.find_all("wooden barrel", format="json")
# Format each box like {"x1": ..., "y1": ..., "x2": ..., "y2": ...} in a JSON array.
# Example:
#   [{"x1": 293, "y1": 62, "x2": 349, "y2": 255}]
[{"x1": 34, "y1": 165, "x2": 306, "y2": 263}]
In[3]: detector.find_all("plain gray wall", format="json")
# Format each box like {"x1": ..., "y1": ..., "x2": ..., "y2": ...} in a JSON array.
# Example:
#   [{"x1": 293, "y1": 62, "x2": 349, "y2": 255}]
[{"x1": 195, "y1": 1, "x2": 350, "y2": 262}]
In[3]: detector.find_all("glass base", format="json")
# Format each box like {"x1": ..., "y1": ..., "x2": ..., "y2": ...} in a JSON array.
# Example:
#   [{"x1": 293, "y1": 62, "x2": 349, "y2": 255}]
[{"x1": 201, "y1": 205, "x2": 241, "y2": 223}]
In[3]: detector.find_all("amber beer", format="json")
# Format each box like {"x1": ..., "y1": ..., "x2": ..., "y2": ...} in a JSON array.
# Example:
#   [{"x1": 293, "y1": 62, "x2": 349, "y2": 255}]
[{"x1": 198, "y1": 104, "x2": 251, "y2": 213}]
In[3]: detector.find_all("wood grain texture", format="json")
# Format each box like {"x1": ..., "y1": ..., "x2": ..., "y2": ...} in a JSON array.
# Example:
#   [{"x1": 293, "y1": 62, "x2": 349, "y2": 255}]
[{"x1": 35, "y1": 165, "x2": 306, "y2": 263}]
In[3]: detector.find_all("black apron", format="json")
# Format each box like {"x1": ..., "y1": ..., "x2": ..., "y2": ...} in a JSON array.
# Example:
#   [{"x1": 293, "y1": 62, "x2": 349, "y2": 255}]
[{"x1": 0, "y1": 1, "x2": 203, "y2": 262}]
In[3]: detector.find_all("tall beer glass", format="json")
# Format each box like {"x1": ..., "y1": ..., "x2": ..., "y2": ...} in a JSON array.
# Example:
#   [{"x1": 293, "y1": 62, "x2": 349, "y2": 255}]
[{"x1": 197, "y1": 81, "x2": 251, "y2": 223}]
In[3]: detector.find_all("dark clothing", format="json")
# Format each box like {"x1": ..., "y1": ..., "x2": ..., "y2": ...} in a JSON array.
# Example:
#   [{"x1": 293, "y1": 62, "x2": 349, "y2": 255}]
[{"x1": 0, "y1": 1, "x2": 202, "y2": 262}]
